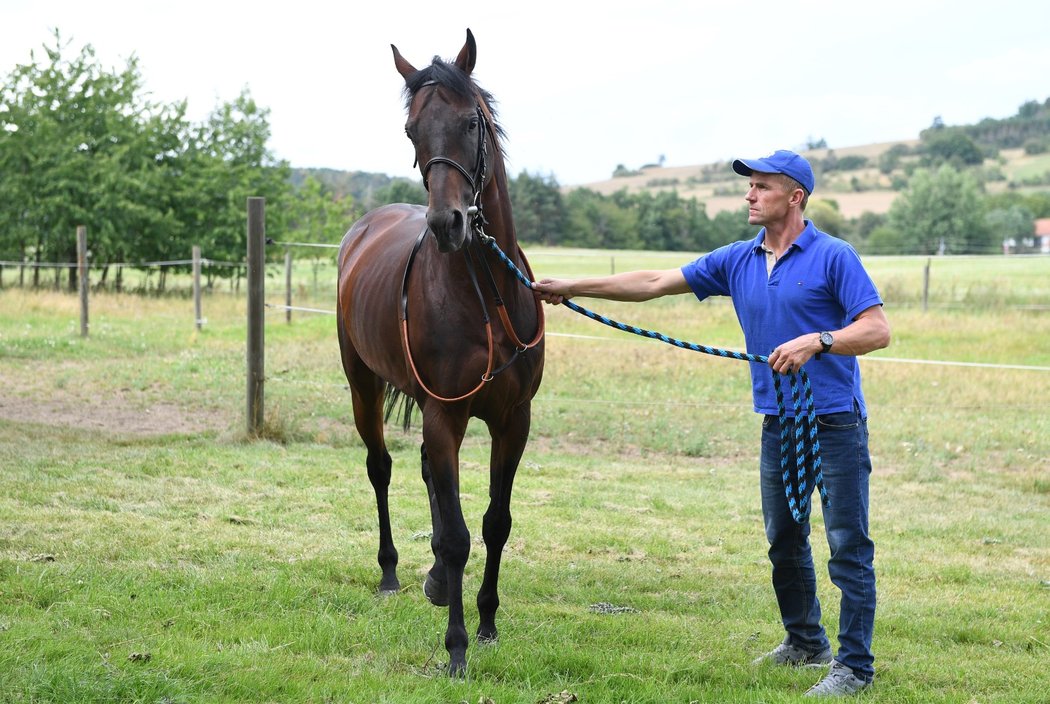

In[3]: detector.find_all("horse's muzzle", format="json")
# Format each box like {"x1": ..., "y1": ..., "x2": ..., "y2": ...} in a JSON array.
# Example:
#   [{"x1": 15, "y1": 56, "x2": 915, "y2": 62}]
[{"x1": 427, "y1": 208, "x2": 470, "y2": 253}]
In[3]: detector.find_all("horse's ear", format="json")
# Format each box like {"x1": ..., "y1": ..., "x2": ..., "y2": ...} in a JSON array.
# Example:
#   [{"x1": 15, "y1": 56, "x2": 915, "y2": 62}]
[
  {"x1": 454, "y1": 29, "x2": 477, "y2": 75},
  {"x1": 392, "y1": 44, "x2": 417, "y2": 81}
]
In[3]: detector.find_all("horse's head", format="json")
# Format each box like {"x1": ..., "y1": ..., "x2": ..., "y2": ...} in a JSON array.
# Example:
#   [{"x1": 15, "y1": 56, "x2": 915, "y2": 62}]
[{"x1": 393, "y1": 29, "x2": 500, "y2": 253}]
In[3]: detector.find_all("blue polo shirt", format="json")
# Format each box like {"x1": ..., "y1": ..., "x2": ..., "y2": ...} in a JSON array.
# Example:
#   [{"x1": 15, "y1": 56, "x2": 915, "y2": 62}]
[{"x1": 681, "y1": 221, "x2": 883, "y2": 417}]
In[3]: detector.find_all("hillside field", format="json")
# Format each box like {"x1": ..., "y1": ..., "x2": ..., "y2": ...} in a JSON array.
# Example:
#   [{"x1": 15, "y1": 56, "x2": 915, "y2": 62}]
[{"x1": 573, "y1": 142, "x2": 1050, "y2": 218}]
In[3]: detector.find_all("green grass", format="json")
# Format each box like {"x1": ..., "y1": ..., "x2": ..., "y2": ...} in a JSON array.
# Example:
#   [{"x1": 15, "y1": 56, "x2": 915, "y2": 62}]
[{"x1": 1, "y1": 251, "x2": 1049, "y2": 703}]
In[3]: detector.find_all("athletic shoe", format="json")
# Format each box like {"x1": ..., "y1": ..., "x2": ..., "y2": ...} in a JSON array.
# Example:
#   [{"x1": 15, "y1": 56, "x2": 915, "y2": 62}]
[
  {"x1": 752, "y1": 637, "x2": 833, "y2": 667},
  {"x1": 804, "y1": 660, "x2": 872, "y2": 697}
]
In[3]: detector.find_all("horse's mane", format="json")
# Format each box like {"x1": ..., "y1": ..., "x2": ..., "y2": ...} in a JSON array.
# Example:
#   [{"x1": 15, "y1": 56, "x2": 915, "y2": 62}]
[{"x1": 402, "y1": 57, "x2": 507, "y2": 148}]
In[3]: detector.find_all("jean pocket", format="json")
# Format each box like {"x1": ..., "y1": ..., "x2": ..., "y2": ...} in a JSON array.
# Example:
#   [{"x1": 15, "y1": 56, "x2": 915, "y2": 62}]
[{"x1": 816, "y1": 411, "x2": 860, "y2": 431}]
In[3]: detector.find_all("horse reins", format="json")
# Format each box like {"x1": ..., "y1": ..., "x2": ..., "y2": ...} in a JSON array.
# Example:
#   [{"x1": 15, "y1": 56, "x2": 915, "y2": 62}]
[
  {"x1": 400, "y1": 97, "x2": 544, "y2": 404},
  {"x1": 480, "y1": 236, "x2": 829, "y2": 524}
]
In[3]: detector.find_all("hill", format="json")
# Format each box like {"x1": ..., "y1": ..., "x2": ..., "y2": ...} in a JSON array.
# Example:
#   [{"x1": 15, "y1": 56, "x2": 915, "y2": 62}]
[{"x1": 570, "y1": 141, "x2": 1050, "y2": 219}]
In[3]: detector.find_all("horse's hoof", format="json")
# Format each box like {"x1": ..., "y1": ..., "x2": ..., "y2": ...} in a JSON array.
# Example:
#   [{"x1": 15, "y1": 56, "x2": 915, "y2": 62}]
[
  {"x1": 423, "y1": 574, "x2": 449, "y2": 607},
  {"x1": 447, "y1": 654, "x2": 467, "y2": 678},
  {"x1": 476, "y1": 627, "x2": 498, "y2": 644},
  {"x1": 378, "y1": 577, "x2": 401, "y2": 596},
  {"x1": 378, "y1": 587, "x2": 399, "y2": 597}
]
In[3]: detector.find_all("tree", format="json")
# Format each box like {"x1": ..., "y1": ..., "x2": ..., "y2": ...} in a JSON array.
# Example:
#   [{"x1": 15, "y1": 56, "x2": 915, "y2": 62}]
[
  {"x1": 635, "y1": 190, "x2": 715, "y2": 251},
  {"x1": 710, "y1": 206, "x2": 754, "y2": 246},
  {"x1": 0, "y1": 31, "x2": 185, "y2": 282},
  {"x1": 170, "y1": 89, "x2": 292, "y2": 278},
  {"x1": 887, "y1": 166, "x2": 993, "y2": 254},
  {"x1": 286, "y1": 175, "x2": 358, "y2": 245},
  {"x1": 0, "y1": 32, "x2": 294, "y2": 288},
  {"x1": 563, "y1": 188, "x2": 640, "y2": 249},
  {"x1": 985, "y1": 205, "x2": 1034, "y2": 248},
  {"x1": 806, "y1": 199, "x2": 847, "y2": 238},
  {"x1": 508, "y1": 171, "x2": 567, "y2": 245},
  {"x1": 373, "y1": 179, "x2": 426, "y2": 207},
  {"x1": 920, "y1": 128, "x2": 984, "y2": 167}
]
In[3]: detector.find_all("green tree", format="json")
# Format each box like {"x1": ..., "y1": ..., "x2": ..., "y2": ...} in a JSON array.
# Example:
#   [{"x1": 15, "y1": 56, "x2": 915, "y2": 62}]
[
  {"x1": 372, "y1": 179, "x2": 426, "y2": 207},
  {"x1": 887, "y1": 166, "x2": 992, "y2": 254},
  {"x1": 920, "y1": 128, "x2": 985, "y2": 167},
  {"x1": 0, "y1": 32, "x2": 184, "y2": 284},
  {"x1": 286, "y1": 175, "x2": 357, "y2": 245},
  {"x1": 509, "y1": 171, "x2": 567, "y2": 245},
  {"x1": 985, "y1": 205, "x2": 1034, "y2": 248},
  {"x1": 710, "y1": 206, "x2": 754, "y2": 247},
  {"x1": 174, "y1": 90, "x2": 292, "y2": 277},
  {"x1": 0, "y1": 33, "x2": 293, "y2": 289},
  {"x1": 806, "y1": 199, "x2": 847, "y2": 237},
  {"x1": 563, "y1": 188, "x2": 640, "y2": 249},
  {"x1": 635, "y1": 190, "x2": 715, "y2": 251}
]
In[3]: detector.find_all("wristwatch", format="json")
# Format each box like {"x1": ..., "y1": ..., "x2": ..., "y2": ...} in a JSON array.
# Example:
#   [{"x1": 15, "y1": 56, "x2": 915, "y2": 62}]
[{"x1": 819, "y1": 331, "x2": 834, "y2": 355}]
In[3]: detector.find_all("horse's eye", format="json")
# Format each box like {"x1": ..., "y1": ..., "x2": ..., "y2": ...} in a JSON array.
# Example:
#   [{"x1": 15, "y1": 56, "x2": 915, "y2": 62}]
[
  {"x1": 468, "y1": 117, "x2": 479, "y2": 131},
  {"x1": 404, "y1": 127, "x2": 413, "y2": 141}
]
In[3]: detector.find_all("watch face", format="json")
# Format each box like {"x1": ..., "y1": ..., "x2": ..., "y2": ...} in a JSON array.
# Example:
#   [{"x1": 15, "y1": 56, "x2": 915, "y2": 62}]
[{"x1": 820, "y1": 332, "x2": 834, "y2": 349}]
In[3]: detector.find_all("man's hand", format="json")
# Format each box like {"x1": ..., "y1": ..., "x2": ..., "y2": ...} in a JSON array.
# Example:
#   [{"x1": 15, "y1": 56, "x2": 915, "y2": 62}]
[
  {"x1": 531, "y1": 278, "x2": 572, "y2": 305},
  {"x1": 768, "y1": 333, "x2": 822, "y2": 375}
]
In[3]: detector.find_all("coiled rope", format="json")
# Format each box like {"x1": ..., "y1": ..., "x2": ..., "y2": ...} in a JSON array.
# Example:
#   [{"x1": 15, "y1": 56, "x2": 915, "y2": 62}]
[{"x1": 480, "y1": 234, "x2": 829, "y2": 523}]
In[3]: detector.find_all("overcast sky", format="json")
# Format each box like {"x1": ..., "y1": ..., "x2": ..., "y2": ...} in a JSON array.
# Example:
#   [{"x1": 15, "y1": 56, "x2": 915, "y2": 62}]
[{"x1": 4, "y1": 0, "x2": 1049, "y2": 186}]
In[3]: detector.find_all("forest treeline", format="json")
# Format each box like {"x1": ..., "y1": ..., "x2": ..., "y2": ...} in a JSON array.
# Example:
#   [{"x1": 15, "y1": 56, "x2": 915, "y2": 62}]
[{"x1": 3, "y1": 33, "x2": 1050, "y2": 285}]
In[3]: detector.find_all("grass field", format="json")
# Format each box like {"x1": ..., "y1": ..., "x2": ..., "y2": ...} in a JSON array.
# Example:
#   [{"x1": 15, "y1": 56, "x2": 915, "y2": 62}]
[{"x1": 1, "y1": 251, "x2": 1048, "y2": 703}]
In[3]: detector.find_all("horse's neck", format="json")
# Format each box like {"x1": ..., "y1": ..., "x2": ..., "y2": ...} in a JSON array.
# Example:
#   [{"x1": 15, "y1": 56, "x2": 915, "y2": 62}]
[{"x1": 481, "y1": 165, "x2": 517, "y2": 253}]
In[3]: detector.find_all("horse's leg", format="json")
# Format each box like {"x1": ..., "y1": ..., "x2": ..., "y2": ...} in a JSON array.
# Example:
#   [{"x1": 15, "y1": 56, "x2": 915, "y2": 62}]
[
  {"x1": 339, "y1": 323, "x2": 400, "y2": 594},
  {"x1": 476, "y1": 403, "x2": 531, "y2": 643},
  {"x1": 353, "y1": 385, "x2": 400, "y2": 594},
  {"x1": 420, "y1": 407, "x2": 471, "y2": 676},
  {"x1": 420, "y1": 442, "x2": 449, "y2": 606}
]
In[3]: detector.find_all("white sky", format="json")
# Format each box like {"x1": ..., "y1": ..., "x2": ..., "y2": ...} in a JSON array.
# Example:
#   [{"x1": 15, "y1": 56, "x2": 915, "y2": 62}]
[{"x1": 3, "y1": 0, "x2": 1049, "y2": 186}]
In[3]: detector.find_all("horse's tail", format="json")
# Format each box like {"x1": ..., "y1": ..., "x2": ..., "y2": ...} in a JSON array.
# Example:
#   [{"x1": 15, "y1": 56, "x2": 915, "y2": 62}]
[{"x1": 383, "y1": 384, "x2": 416, "y2": 432}]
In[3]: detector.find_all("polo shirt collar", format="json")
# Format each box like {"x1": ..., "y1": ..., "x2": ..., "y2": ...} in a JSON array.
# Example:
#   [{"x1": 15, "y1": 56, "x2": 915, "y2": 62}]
[{"x1": 750, "y1": 220, "x2": 818, "y2": 254}]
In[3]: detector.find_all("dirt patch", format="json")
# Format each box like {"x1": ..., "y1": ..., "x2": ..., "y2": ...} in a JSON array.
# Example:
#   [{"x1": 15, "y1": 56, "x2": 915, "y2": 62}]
[{"x1": 0, "y1": 391, "x2": 227, "y2": 437}]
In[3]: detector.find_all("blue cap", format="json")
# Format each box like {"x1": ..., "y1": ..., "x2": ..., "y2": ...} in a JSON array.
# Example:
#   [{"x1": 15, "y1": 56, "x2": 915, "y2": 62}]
[{"x1": 732, "y1": 150, "x2": 815, "y2": 195}]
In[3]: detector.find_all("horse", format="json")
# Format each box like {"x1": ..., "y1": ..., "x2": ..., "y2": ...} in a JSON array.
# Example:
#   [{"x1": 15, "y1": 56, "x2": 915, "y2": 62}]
[{"x1": 336, "y1": 29, "x2": 545, "y2": 676}]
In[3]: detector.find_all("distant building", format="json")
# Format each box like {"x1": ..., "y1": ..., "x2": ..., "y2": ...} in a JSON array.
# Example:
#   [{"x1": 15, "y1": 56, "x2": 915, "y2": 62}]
[
  {"x1": 1004, "y1": 217, "x2": 1050, "y2": 254},
  {"x1": 1037, "y1": 218, "x2": 1050, "y2": 254}
]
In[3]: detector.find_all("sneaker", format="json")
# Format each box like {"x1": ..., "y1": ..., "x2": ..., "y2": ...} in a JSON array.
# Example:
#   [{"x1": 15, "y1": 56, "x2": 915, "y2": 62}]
[
  {"x1": 804, "y1": 660, "x2": 872, "y2": 697},
  {"x1": 752, "y1": 637, "x2": 833, "y2": 667}
]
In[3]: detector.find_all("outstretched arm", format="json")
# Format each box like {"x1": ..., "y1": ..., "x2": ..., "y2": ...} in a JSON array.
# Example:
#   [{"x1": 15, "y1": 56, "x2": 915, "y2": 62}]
[{"x1": 532, "y1": 268, "x2": 691, "y2": 304}]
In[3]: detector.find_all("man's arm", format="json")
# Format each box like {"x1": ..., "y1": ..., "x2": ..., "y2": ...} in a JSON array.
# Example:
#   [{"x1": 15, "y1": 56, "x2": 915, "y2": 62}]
[
  {"x1": 532, "y1": 268, "x2": 691, "y2": 304},
  {"x1": 767, "y1": 305, "x2": 891, "y2": 375}
]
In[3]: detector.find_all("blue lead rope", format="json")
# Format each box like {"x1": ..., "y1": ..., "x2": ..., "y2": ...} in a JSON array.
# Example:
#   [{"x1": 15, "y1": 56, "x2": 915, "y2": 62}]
[{"x1": 480, "y1": 234, "x2": 829, "y2": 523}]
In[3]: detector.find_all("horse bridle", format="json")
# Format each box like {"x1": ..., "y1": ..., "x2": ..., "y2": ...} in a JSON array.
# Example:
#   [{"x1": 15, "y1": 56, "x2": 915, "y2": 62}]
[
  {"x1": 413, "y1": 85, "x2": 489, "y2": 228},
  {"x1": 400, "y1": 94, "x2": 543, "y2": 402}
]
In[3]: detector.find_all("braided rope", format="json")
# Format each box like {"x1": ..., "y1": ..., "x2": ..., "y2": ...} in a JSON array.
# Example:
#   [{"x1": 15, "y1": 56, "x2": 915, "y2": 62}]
[{"x1": 481, "y1": 235, "x2": 829, "y2": 523}]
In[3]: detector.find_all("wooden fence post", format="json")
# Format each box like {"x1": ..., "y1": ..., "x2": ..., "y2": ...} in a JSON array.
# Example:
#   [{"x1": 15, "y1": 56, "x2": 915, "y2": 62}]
[
  {"x1": 285, "y1": 249, "x2": 293, "y2": 324},
  {"x1": 192, "y1": 245, "x2": 203, "y2": 330},
  {"x1": 246, "y1": 197, "x2": 266, "y2": 436},
  {"x1": 77, "y1": 225, "x2": 89, "y2": 337},
  {"x1": 922, "y1": 257, "x2": 931, "y2": 312}
]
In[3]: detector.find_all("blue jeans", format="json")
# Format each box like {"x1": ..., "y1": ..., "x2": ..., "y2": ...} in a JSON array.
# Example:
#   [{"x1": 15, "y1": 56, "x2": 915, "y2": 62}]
[{"x1": 760, "y1": 407, "x2": 875, "y2": 681}]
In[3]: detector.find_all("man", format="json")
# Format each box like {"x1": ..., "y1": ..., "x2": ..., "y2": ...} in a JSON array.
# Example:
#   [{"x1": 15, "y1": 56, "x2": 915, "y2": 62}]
[{"x1": 532, "y1": 150, "x2": 890, "y2": 697}]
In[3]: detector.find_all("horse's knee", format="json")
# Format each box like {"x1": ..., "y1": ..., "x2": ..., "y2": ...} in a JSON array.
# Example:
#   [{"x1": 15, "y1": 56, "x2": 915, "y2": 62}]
[
  {"x1": 439, "y1": 526, "x2": 471, "y2": 568},
  {"x1": 482, "y1": 509, "x2": 512, "y2": 547},
  {"x1": 366, "y1": 450, "x2": 392, "y2": 487}
]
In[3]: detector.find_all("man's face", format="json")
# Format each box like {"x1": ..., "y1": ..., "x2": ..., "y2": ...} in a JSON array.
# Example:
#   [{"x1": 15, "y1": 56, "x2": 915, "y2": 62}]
[{"x1": 744, "y1": 172, "x2": 796, "y2": 226}]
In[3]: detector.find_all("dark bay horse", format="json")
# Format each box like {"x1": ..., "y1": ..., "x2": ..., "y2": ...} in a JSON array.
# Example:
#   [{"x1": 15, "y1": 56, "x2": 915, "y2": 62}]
[{"x1": 336, "y1": 29, "x2": 544, "y2": 675}]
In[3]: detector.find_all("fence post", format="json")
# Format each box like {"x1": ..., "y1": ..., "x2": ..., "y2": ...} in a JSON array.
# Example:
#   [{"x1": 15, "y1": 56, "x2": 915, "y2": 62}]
[
  {"x1": 922, "y1": 257, "x2": 930, "y2": 312},
  {"x1": 246, "y1": 197, "x2": 266, "y2": 436},
  {"x1": 192, "y1": 245, "x2": 203, "y2": 331},
  {"x1": 285, "y1": 249, "x2": 293, "y2": 324},
  {"x1": 77, "y1": 225, "x2": 89, "y2": 337}
]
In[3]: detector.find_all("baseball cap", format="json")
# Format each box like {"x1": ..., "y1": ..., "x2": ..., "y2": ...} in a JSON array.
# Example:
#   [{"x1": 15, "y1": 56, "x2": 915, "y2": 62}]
[{"x1": 732, "y1": 150, "x2": 815, "y2": 195}]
